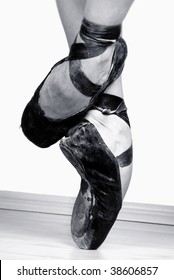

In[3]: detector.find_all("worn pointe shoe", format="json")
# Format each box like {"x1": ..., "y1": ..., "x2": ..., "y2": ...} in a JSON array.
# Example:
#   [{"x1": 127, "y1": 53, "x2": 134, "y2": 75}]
[
  {"x1": 21, "y1": 19, "x2": 127, "y2": 148},
  {"x1": 59, "y1": 94, "x2": 133, "y2": 249}
]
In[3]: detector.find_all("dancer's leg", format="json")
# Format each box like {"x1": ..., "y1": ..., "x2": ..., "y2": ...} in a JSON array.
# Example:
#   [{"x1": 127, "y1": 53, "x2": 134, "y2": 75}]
[
  {"x1": 83, "y1": 0, "x2": 134, "y2": 198},
  {"x1": 56, "y1": 0, "x2": 134, "y2": 41},
  {"x1": 84, "y1": 0, "x2": 134, "y2": 25},
  {"x1": 56, "y1": 0, "x2": 134, "y2": 99},
  {"x1": 56, "y1": 0, "x2": 86, "y2": 46},
  {"x1": 56, "y1": 0, "x2": 134, "y2": 198},
  {"x1": 57, "y1": 0, "x2": 124, "y2": 100},
  {"x1": 59, "y1": 0, "x2": 134, "y2": 249}
]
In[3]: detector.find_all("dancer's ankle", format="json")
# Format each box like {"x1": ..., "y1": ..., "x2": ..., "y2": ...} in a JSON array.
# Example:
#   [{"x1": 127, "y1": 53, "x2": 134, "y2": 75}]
[
  {"x1": 104, "y1": 76, "x2": 124, "y2": 98},
  {"x1": 75, "y1": 32, "x2": 116, "y2": 85}
]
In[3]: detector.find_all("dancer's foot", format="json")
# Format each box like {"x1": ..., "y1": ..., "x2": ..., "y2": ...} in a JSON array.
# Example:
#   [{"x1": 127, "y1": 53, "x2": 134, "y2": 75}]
[
  {"x1": 39, "y1": 43, "x2": 115, "y2": 119},
  {"x1": 60, "y1": 94, "x2": 132, "y2": 249},
  {"x1": 39, "y1": 19, "x2": 126, "y2": 120},
  {"x1": 21, "y1": 19, "x2": 127, "y2": 148}
]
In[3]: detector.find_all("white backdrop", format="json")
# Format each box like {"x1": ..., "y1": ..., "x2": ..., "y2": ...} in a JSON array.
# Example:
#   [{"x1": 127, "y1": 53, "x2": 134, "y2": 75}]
[{"x1": 0, "y1": 1, "x2": 173, "y2": 206}]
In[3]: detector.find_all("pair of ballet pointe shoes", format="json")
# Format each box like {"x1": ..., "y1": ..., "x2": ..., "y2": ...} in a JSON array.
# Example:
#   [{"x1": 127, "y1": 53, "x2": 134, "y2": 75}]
[{"x1": 21, "y1": 18, "x2": 132, "y2": 249}]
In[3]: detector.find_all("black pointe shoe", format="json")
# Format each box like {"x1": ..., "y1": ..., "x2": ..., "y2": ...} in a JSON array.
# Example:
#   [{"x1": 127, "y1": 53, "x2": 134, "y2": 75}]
[
  {"x1": 21, "y1": 19, "x2": 127, "y2": 148},
  {"x1": 59, "y1": 94, "x2": 133, "y2": 249}
]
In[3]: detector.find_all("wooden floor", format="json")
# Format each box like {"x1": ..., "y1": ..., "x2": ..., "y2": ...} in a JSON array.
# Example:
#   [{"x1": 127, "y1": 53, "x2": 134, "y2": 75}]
[{"x1": 0, "y1": 192, "x2": 174, "y2": 260}]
